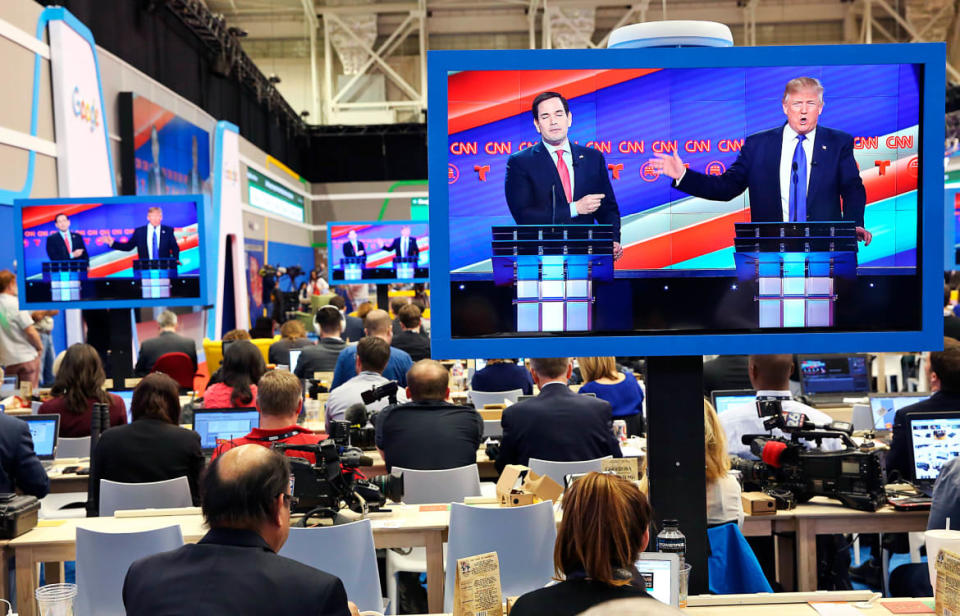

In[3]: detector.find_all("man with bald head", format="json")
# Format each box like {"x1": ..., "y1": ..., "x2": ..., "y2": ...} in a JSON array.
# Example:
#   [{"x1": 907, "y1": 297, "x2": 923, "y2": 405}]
[
  {"x1": 123, "y1": 445, "x2": 358, "y2": 615},
  {"x1": 375, "y1": 359, "x2": 483, "y2": 472},
  {"x1": 720, "y1": 354, "x2": 839, "y2": 459},
  {"x1": 330, "y1": 308, "x2": 413, "y2": 389}
]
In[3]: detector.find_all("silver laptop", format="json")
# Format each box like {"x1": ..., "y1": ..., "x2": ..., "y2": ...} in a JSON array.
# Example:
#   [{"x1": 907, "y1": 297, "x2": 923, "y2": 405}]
[{"x1": 635, "y1": 552, "x2": 680, "y2": 607}]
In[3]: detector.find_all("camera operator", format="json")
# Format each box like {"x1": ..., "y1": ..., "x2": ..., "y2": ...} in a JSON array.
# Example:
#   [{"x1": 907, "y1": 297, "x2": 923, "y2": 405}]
[
  {"x1": 324, "y1": 337, "x2": 407, "y2": 434},
  {"x1": 375, "y1": 359, "x2": 483, "y2": 472},
  {"x1": 886, "y1": 338, "x2": 960, "y2": 480},
  {"x1": 721, "y1": 354, "x2": 840, "y2": 459},
  {"x1": 212, "y1": 370, "x2": 327, "y2": 464}
]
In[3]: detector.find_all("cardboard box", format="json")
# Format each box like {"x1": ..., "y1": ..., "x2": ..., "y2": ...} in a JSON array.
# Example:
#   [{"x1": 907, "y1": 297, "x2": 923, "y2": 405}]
[
  {"x1": 496, "y1": 465, "x2": 563, "y2": 507},
  {"x1": 742, "y1": 491, "x2": 776, "y2": 515},
  {"x1": 479, "y1": 408, "x2": 504, "y2": 420}
]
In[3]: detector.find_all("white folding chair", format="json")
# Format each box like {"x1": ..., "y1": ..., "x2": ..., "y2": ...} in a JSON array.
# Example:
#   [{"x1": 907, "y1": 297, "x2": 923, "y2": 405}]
[
  {"x1": 98, "y1": 476, "x2": 193, "y2": 517},
  {"x1": 76, "y1": 524, "x2": 183, "y2": 616},
  {"x1": 279, "y1": 520, "x2": 384, "y2": 613},
  {"x1": 56, "y1": 436, "x2": 91, "y2": 459},
  {"x1": 528, "y1": 456, "x2": 611, "y2": 486},
  {"x1": 468, "y1": 389, "x2": 523, "y2": 408}
]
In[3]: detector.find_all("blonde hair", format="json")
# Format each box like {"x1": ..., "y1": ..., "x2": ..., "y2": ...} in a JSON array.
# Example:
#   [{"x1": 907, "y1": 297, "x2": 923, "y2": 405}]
[
  {"x1": 704, "y1": 399, "x2": 731, "y2": 482},
  {"x1": 577, "y1": 357, "x2": 619, "y2": 382},
  {"x1": 783, "y1": 76, "x2": 824, "y2": 104},
  {"x1": 279, "y1": 319, "x2": 306, "y2": 341}
]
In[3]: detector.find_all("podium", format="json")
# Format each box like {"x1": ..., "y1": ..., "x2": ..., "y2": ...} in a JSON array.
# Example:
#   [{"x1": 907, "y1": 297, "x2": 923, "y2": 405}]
[
  {"x1": 393, "y1": 255, "x2": 418, "y2": 280},
  {"x1": 134, "y1": 259, "x2": 178, "y2": 299},
  {"x1": 340, "y1": 256, "x2": 366, "y2": 281},
  {"x1": 42, "y1": 260, "x2": 87, "y2": 302},
  {"x1": 491, "y1": 224, "x2": 614, "y2": 332},
  {"x1": 733, "y1": 222, "x2": 858, "y2": 328}
]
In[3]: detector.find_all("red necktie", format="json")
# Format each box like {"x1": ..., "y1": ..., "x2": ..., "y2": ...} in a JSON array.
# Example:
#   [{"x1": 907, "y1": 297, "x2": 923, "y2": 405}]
[
  {"x1": 63, "y1": 233, "x2": 72, "y2": 254},
  {"x1": 556, "y1": 150, "x2": 572, "y2": 203}
]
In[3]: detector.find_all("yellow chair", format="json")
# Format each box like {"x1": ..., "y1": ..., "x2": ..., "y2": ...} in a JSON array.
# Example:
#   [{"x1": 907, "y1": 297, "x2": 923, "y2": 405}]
[{"x1": 203, "y1": 336, "x2": 279, "y2": 375}]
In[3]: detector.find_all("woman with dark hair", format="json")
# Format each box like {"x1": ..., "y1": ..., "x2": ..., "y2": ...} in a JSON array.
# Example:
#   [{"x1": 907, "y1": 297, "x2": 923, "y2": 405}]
[
  {"x1": 39, "y1": 343, "x2": 127, "y2": 437},
  {"x1": 203, "y1": 340, "x2": 265, "y2": 408},
  {"x1": 90, "y1": 373, "x2": 204, "y2": 512},
  {"x1": 509, "y1": 473, "x2": 661, "y2": 616}
]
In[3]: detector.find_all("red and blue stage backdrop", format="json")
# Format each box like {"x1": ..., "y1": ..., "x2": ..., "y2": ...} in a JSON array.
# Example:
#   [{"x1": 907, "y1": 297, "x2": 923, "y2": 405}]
[
  {"x1": 327, "y1": 221, "x2": 430, "y2": 284},
  {"x1": 447, "y1": 65, "x2": 919, "y2": 273}
]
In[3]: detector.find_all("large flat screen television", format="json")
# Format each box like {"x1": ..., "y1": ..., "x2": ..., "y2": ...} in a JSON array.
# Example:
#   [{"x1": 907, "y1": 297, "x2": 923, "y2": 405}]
[
  {"x1": 427, "y1": 44, "x2": 944, "y2": 358},
  {"x1": 14, "y1": 194, "x2": 208, "y2": 310},
  {"x1": 327, "y1": 221, "x2": 429, "y2": 284}
]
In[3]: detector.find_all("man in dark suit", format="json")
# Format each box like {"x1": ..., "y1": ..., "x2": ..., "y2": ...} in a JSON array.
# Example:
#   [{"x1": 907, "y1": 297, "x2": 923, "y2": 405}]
[
  {"x1": 0, "y1": 413, "x2": 49, "y2": 497},
  {"x1": 392, "y1": 304, "x2": 430, "y2": 362},
  {"x1": 653, "y1": 77, "x2": 871, "y2": 245},
  {"x1": 103, "y1": 206, "x2": 180, "y2": 261},
  {"x1": 330, "y1": 294, "x2": 364, "y2": 342},
  {"x1": 295, "y1": 306, "x2": 347, "y2": 378},
  {"x1": 342, "y1": 230, "x2": 366, "y2": 258},
  {"x1": 383, "y1": 226, "x2": 420, "y2": 260},
  {"x1": 886, "y1": 338, "x2": 960, "y2": 481},
  {"x1": 44, "y1": 213, "x2": 88, "y2": 261},
  {"x1": 123, "y1": 445, "x2": 357, "y2": 615},
  {"x1": 134, "y1": 310, "x2": 197, "y2": 376},
  {"x1": 505, "y1": 91, "x2": 623, "y2": 260},
  {"x1": 495, "y1": 357, "x2": 622, "y2": 473}
]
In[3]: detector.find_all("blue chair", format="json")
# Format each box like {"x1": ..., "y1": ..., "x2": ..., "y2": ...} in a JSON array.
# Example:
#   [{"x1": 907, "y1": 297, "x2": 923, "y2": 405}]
[
  {"x1": 445, "y1": 501, "x2": 557, "y2": 612},
  {"x1": 707, "y1": 522, "x2": 773, "y2": 594},
  {"x1": 76, "y1": 525, "x2": 183, "y2": 616},
  {"x1": 279, "y1": 520, "x2": 384, "y2": 613}
]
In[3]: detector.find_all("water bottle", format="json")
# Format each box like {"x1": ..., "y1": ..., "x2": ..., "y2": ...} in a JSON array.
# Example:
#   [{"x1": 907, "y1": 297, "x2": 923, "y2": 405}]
[{"x1": 657, "y1": 519, "x2": 686, "y2": 566}]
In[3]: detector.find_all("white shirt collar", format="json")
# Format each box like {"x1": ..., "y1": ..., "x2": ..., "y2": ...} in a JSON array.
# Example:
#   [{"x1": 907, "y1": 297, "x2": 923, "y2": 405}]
[
  {"x1": 542, "y1": 139, "x2": 570, "y2": 156},
  {"x1": 755, "y1": 389, "x2": 792, "y2": 398},
  {"x1": 782, "y1": 124, "x2": 816, "y2": 146}
]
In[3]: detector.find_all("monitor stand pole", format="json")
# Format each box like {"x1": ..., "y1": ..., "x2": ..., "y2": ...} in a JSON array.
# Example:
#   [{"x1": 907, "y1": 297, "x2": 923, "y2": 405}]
[{"x1": 376, "y1": 285, "x2": 389, "y2": 312}]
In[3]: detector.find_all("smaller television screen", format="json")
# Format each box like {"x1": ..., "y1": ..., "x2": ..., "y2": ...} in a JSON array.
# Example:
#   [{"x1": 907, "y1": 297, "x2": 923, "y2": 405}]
[
  {"x1": 14, "y1": 195, "x2": 207, "y2": 310},
  {"x1": 910, "y1": 414, "x2": 960, "y2": 481},
  {"x1": 328, "y1": 221, "x2": 429, "y2": 284},
  {"x1": 798, "y1": 355, "x2": 870, "y2": 395}
]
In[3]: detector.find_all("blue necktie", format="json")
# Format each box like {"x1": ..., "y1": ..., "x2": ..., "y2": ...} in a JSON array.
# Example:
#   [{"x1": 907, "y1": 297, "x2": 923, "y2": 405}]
[
  {"x1": 152, "y1": 227, "x2": 159, "y2": 260},
  {"x1": 790, "y1": 134, "x2": 807, "y2": 222}
]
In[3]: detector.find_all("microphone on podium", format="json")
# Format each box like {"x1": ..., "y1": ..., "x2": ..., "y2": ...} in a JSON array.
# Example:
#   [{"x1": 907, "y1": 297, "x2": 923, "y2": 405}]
[{"x1": 551, "y1": 183, "x2": 557, "y2": 225}]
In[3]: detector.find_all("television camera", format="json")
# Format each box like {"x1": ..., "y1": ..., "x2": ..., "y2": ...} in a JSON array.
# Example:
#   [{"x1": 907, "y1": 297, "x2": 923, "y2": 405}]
[{"x1": 730, "y1": 397, "x2": 887, "y2": 512}]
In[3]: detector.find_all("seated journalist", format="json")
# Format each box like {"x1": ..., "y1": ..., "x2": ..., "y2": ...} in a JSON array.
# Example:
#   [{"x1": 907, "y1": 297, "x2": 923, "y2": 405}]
[
  {"x1": 471, "y1": 359, "x2": 533, "y2": 396},
  {"x1": 123, "y1": 445, "x2": 358, "y2": 615}
]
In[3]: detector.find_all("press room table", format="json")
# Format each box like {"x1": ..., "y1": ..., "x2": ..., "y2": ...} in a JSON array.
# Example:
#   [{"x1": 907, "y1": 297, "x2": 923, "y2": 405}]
[
  {"x1": 10, "y1": 505, "x2": 464, "y2": 616},
  {"x1": 740, "y1": 497, "x2": 930, "y2": 592}
]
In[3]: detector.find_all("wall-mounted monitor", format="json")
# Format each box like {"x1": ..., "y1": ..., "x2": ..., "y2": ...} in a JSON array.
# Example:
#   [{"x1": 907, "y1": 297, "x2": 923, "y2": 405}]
[
  {"x1": 14, "y1": 194, "x2": 208, "y2": 310},
  {"x1": 427, "y1": 44, "x2": 944, "y2": 358},
  {"x1": 327, "y1": 221, "x2": 429, "y2": 284}
]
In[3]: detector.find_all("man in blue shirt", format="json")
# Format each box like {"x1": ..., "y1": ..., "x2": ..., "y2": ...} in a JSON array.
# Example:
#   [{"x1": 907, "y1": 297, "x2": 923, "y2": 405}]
[{"x1": 331, "y1": 309, "x2": 413, "y2": 389}]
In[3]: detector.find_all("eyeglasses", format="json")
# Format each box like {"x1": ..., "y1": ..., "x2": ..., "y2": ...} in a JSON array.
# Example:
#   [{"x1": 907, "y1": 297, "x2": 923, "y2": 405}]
[{"x1": 281, "y1": 493, "x2": 299, "y2": 510}]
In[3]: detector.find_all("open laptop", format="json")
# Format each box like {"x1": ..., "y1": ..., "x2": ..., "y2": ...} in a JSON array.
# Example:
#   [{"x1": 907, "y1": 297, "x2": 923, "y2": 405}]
[
  {"x1": 634, "y1": 552, "x2": 680, "y2": 607},
  {"x1": 289, "y1": 349, "x2": 302, "y2": 375},
  {"x1": 710, "y1": 390, "x2": 756, "y2": 415},
  {"x1": 869, "y1": 392, "x2": 929, "y2": 431},
  {"x1": 110, "y1": 389, "x2": 136, "y2": 424},
  {"x1": 20, "y1": 414, "x2": 60, "y2": 469},
  {"x1": 797, "y1": 354, "x2": 870, "y2": 406},
  {"x1": 908, "y1": 411, "x2": 960, "y2": 496},
  {"x1": 192, "y1": 408, "x2": 260, "y2": 454}
]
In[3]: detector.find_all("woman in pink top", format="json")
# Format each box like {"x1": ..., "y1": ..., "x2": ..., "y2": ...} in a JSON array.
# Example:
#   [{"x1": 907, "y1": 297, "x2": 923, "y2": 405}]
[{"x1": 203, "y1": 340, "x2": 265, "y2": 408}]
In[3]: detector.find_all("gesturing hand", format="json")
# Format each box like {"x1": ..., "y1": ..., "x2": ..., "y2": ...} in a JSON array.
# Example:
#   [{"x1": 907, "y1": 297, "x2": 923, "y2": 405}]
[
  {"x1": 650, "y1": 150, "x2": 686, "y2": 180},
  {"x1": 575, "y1": 193, "x2": 604, "y2": 216}
]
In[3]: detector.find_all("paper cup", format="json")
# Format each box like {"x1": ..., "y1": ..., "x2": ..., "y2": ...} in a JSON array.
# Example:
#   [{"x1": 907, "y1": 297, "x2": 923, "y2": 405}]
[
  {"x1": 925, "y1": 529, "x2": 960, "y2": 592},
  {"x1": 35, "y1": 583, "x2": 77, "y2": 616}
]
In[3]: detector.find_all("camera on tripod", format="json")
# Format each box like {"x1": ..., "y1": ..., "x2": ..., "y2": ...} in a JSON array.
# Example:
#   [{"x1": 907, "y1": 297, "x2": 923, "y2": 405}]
[{"x1": 730, "y1": 397, "x2": 886, "y2": 511}]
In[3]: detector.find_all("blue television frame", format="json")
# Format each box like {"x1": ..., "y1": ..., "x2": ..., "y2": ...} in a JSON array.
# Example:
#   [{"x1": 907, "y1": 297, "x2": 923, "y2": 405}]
[
  {"x1": 326, "y1": 220, "x2": 430, "y2": 285},
  {"x1": 946, "y1": 180, "x2": 960, "y2": 270},
  {"x1": 427, "y1": 43, "x2": 945, "y2": 358},
  {"x1": 13, "y1": 194, "x2": 211, "y2": 310}
]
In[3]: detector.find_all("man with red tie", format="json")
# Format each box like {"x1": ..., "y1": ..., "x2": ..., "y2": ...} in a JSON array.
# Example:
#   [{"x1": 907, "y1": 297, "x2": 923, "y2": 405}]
[
  {"x1": 504, "y1": 91, "x2": 623, "y2": 260},
  {"x1": 44, "y1": 213, "x2": 88, "y2": 261}
]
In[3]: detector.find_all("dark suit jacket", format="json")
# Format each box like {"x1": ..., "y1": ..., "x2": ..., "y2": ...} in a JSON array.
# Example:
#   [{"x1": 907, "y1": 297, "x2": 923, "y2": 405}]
[
  {"x1": 45, "y1": 231, "x2": 88, "y2": 261},
  {"x1": 504, "y1": 141, "x2": 621, "y2": 241},
  {"x1": 886, "y1": 390, "x2": 960, "y2": 480},
  {"x1": 0, "y1": 414, "x2": 49, "y2": 497},
  {"x1": 376, "y1": 401, "x2": 483, "y2": 472},
  {"x1": 384, "y1": 236, "x2": 420, "y2": 259},
  {"x1": 702, "y1": 355, "x2": 753, "y2": 397},
  {"x1": 111, "y1": 224, "x2": 179, "y2": 261},
  {"x1": 391, "y1": 330, "x2": 431, "y2": 362},
  {"x1": 295, "y1": 337, "x2": 347, "y2": 378},
  {"x1": 342, "y1": 240, "x2": 365, "y2": 258},
  {"x1": 135, "y1": 331, "x2": 198, "y2": 377},
  {"x1": 90, "y1": 418, "x2": 204, "y2": 512},
  {"x1": 509, "y1": 579, "x2": 653, "y2": 616},
  {"x1": 495, "y1": 382, "x2": 622, "y2": 473},
  {"x1": 677, "y1": 125, "x2": 866, "y2": 227},
  {"x1": 123, "y1": 527, "x2": 351, "y2": 616},
  {"x1": 343, "y1": 315, "x2": 364, "y2": 342}
]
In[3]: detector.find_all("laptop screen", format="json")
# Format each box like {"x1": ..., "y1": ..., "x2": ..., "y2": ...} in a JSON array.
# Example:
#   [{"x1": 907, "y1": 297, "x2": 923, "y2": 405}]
[
  {"x1": 111, "y1": 390, "x2": 135, "y2": 424},
  {"x1": 192, "y1": 409, "x2": 260, "y2": 450},
  {"x1": 870, "y1": 394, "x2": 929, "y2": 430},
  {"x1": 20, "y1": 415, "x2": 59, "y2": 459},
  {"x1": 711, "y1": 390, "x2": 756, "y2": 415},
  {"x1": 289, "y1": 350, "x2": 302, "y2": 375},
  {"x1": 634, "y1": 553, "x2": 678, "y2": 606},
  {"x1": 799, "y1": 355, "x2": 870, "y2": 395},
  {"x1": 909, "y1": 413, "x2": 960, "y2": 481}
]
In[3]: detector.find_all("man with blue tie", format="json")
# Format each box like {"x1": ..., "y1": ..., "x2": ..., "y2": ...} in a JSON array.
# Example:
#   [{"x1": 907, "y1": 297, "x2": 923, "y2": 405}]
[
  {"x1": 103, "y1": 206, "x2": 180, "y2": 262},
  {"x1": 384, "y1": 226, "x2": 419, "y2": 260},
  {"x1": 652, "y1": 77, "x2": 871, "y2": 246},
  {"x1": 44, "y1": 213, "x2": 88, "y2": 261},
  {"x1": 505, "y1": 91, "x2": 623, "y2": 260}
]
